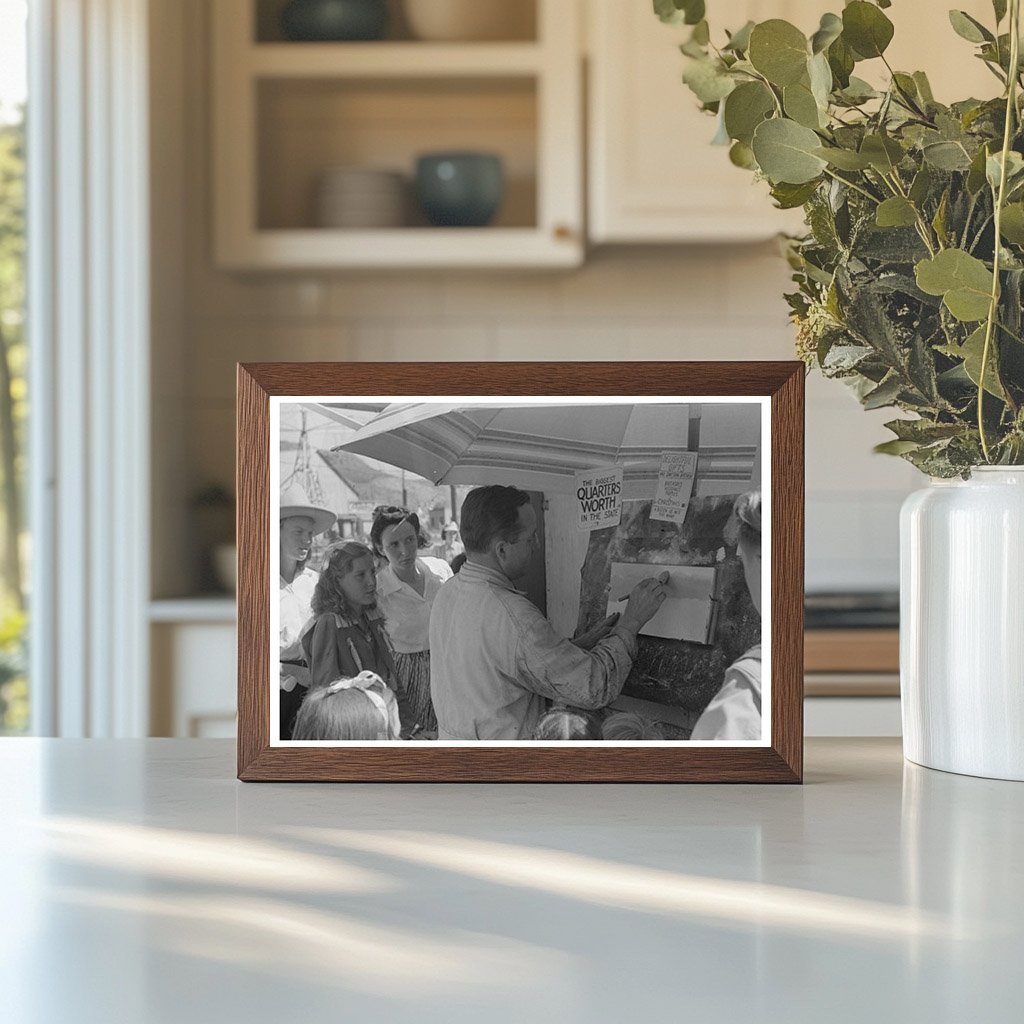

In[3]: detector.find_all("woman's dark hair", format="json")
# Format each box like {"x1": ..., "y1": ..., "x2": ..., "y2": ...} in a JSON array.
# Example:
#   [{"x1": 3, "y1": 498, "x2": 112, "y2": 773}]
[
  {"x1": 370, "y1": 505, "x2": 429, "y2": 558},
  {"x1": 459, "y1": 485, "x2": 531, "y2": 553},
  {"x1": 312, "y1": 541, "x2": 374, "y2": 617}
]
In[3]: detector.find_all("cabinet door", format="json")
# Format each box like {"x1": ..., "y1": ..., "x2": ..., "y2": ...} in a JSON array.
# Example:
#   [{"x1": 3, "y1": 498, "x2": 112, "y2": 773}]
[
  {"x1": 588, "y1": 0, "x2": 1000, "y2": 244},
  {"x1": 587, "y1": 0, "x2": 806, "y2": 242}
]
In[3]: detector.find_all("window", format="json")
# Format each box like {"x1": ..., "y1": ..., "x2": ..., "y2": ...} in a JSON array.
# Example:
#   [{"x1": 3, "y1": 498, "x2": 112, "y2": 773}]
[{"x1": 0, "y1": 0, "x2": 27, "y2": 734}]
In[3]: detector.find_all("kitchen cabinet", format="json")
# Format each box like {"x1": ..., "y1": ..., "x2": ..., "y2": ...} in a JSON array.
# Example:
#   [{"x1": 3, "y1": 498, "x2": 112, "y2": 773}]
[
  {"x1": 211, "y1": 0, "x2": 583, "y2": 268},
  {"x1": 586, "y1": 0, "x2": 999, "y2": 244},
  {"x1": 587, "y1": 0, "x2": 810, "y2": 243}
]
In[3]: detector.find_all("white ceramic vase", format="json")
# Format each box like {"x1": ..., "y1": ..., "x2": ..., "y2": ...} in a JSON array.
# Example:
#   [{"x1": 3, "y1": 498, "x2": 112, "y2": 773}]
[{"x1": 900, "y1": 467, "x2": 1024, "y2": 781}]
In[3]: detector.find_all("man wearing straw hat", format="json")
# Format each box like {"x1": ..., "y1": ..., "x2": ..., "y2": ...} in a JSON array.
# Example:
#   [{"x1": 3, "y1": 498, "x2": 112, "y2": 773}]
[{"x1": 279, "y1": 483, "x2": 336, "y2": 739}]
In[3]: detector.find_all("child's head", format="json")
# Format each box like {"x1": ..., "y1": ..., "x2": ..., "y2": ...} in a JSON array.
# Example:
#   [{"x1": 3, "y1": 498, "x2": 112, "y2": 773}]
[
  {"x1": 601, "y1": 711, "x2": 665, "y2": 741},
  {"x1": 533, "y1": 707, "x2": 602, "y2": 741},
  {"x1": 292, "y1": 676, "x2": 399, "y2": 741}
]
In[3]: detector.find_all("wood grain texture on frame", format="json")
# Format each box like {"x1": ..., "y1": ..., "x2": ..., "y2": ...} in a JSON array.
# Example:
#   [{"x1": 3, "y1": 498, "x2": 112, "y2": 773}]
[{"x1": 237, "y1": 361, "x2": 804, "y2": 783}]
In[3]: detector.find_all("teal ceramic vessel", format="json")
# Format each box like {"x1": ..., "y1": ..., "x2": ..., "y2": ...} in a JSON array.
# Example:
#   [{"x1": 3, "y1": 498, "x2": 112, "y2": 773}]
[
  {"x1": 415, "y1": 152, "x2": 505, "y2": 227},
  {"x1": 281, "y1": 0, "x2": 388, "y2": 41}
]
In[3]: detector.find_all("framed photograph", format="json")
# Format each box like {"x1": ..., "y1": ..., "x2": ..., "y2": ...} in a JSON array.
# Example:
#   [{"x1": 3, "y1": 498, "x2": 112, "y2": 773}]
[{"x1": 237, "y1": 362, "x2": 803, "y2": 782}]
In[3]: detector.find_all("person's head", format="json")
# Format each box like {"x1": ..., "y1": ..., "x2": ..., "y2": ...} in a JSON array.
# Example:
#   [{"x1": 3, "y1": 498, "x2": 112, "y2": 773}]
[
  {"x1": 601, "y1": 711, "x2": 665, "y2": 741},
  {"x1": 459, "y1": 485, "x2": 536, "y2": 581},
  {"x1": 733, "y1": 490, "x2": 762, "y2": 615},
  {"x1": 292, "y1": 685, "x2": 397, "y2": 741},
  {"x1": 312, "y1": 541, "x2": 377, "y2": 617},
  {"x1": 370, "y1": 506, "x2": 428, "y2": 573},
  {"x1": 279, "y1": 484, "x2": 336, "y2": 571},
  {"x1": 280, "y1": 515, "x2": 315, "y2": 569},
  {"x1": 533, "y1": 707, "x2": 602, "y2": 741}
]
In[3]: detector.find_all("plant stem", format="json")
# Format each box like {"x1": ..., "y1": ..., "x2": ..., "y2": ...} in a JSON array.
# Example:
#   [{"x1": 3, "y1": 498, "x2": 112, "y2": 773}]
[
  {"x1": 978, "y1": 0, "x2": 1021, "y2": 462},
  {"x1": 884, "y1": 171, "x2": 938, "y2": 255},
  {"x1": 822, "y1": 167, "x2": 880, "y2": 205}
]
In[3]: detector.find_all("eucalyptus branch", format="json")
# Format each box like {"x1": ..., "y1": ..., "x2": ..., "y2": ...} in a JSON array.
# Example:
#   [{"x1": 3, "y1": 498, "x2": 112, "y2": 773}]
[
  {"x1": 822, "y1": 167, "x2": 880, "y2": 205},
  {"x1": 978, "y1": 0, "x2": 1021, "y2": 462}
]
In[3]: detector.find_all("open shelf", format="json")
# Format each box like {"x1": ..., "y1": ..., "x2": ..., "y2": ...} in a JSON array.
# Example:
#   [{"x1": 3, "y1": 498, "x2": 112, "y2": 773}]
[
  {"x1": 254, "y1": 0, "x2": 539, "y2": 45},
  {"x1": 213, "y1": 0, "x2": 581, "y2": 268},
  {"x1": 256, "y1": 77, "x2": 537, "y2": 231},
  {"x1": 249, "y1": 42, "x2": 544, "y2": 77}
]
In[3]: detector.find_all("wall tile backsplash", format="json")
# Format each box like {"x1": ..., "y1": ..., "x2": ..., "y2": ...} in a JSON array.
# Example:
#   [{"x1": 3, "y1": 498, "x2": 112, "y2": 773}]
[{"x1": 182, "y1": 248, "x2": 916, "y2": 594}]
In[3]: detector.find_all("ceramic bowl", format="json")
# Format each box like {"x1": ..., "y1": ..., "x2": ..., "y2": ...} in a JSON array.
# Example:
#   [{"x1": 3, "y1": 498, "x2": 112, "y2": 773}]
[
  {"x1": 281, "y1": 0, "x2": 388, "y2": 42},
  {"x1": 414, "y1": 152, "x2": 504, "y2": 227}
]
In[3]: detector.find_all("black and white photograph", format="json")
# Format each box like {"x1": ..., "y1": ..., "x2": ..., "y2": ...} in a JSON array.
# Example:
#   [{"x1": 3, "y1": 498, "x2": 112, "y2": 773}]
[{"x1": 271, "y1": 396, "x2": 769, "y2": 746}]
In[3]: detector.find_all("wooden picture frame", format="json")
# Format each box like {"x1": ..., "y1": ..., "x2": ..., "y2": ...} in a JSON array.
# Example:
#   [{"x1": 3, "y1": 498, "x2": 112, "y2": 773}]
[{"x1": 238, "y1": 362, "x2": 804, "y2": 782}]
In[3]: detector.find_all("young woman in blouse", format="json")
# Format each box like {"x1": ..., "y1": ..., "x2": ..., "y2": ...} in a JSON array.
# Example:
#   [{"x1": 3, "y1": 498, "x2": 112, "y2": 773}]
[{"x1": 370, "y1": 506, "x2": 453, "y2": 737}]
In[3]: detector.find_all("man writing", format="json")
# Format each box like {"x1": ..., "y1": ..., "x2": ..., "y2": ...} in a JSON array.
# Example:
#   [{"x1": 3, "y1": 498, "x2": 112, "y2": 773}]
[{"x1": 429, "y1": 485, "x2": 669, "y2": 740}]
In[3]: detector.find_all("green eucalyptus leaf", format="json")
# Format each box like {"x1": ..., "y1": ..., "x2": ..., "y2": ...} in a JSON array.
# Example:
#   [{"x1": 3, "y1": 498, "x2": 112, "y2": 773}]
[
  {"x1": 837, "y1": 76, "x2": 879, "y2": 104},
  {"x1": 808, "y1": 52, "x2": 833, "y2": 109},
  {"x1": 729, "y1": 140, "x2": 758, "y2": 169},
  {"x1": 810, "y1": 12, "x2": 843, "y2": 54},
  {"x1": 1000, "y1": 203, "x2": 1024, "y2": 245},
  {"x1": 827, "y1": 35, "x2": 856, "y2": 88},
  {"x1": 909, "y1": 165, "x2": 934, "y2": 205},
  {"x1": 891, "y1": 72, "x2": 921, "y2": 108},
  {"x1": 653, "y1": 0, "x2": 705, "y2": 26},
  {"x1": 860, "y1": 133, "x2": 904, "y2": 173},
  {"x1": 915, "y1": 249, "x2": 994, "y2": 322},
  {"x1": 922, "y1": 140, "x2": 973, "y2": 171},
  {"x1": 784, "y1": 80, "x2": 824, "y2": 129},
  {"x1": 862, "y1": 374, "x2": 903, "y2": 409},
  {"x1": 748, "y1": 20, "x2": 809, "y2": 87},
  {"x1": 939, "y1": 325, "x2": 1006, "y2": 398},
  {"x1": 884, "y1": 418, "x2": 963, "y2": 443},
  {"x1": 751, "y1": 118, "x2": 828, "y2": 184},
  {"x1": 932, "y1": 190, "x2": 950, "y2": 247},
  {"x1": 724, "y1": 20, "x2": 755, "y2": 53},
  {"x1": 948, "y1": 10, "x2": 994, "y2": 44},
  {"x1": 986, "y1": 151, "x2": 1024, "y2": 191},
  {"x1": 813, "y1": 145, "x2": 872, "y2": 170},
  {"x1": 967, "y1": 144, "x2": 991, "y2": 194},
  {"x1": 724, "y1": 81, "x2": 776, "y2": 144},
  {"x1": 876, "y1": 196, "x2": 918, "y2": 228},
  {"x1": 683, "y1": 57, "x2": 737, "y2": 104},
  {"x1": 842, "y1": 1, "x2": 894, "y2": 59},
  {"x1": 874, "y1": 439, "x2": 921, "y2": 455},
  {"x1": 912, "y1": 71, "x2": 935, "y2": 104},
  {"x1": 770, "y1": 179, "x2": 820, "y2": 208}
]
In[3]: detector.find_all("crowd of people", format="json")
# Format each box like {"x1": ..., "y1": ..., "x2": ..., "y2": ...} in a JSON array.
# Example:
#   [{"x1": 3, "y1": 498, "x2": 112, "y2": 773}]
[{"x1": 278, "y1": 482, "x2": 762, "y2": 743}]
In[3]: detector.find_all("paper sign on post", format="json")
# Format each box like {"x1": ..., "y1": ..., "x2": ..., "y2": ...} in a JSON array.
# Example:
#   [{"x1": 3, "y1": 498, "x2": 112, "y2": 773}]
[
  {"x1": 650, "y1": 451, "x2": 697, "y2": 524},
  {"x1": 574, "y1": 466, "x2": 623, "y2": 531}
]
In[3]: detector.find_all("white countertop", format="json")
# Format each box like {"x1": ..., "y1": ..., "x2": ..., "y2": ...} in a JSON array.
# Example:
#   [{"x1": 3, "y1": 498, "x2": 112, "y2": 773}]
[{"x1": 1, "y1": 738, "x2": 1020, "y2": 1023}]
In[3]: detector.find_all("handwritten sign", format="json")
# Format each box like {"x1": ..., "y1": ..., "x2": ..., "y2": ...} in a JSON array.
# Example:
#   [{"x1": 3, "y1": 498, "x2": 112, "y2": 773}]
[
  {"x1": 574, "y1": 466, "x2": 623, "y2": 531},
  {"x1": 650, "y1": 451, "x2": 697, "y2": 524}
]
